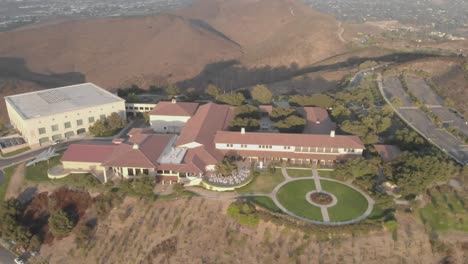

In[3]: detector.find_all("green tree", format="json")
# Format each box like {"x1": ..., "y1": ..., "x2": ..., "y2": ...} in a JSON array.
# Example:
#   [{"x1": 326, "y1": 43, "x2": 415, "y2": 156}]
[
  {"x1": 206, "y1": 84, "x2": 221, "y2": 99},
  {"x1": 270, "y1": 107, "x2": 297, "y2": 121},
  {"x1": 215, "y1": 157, "x2": 238, "y2": 176},
  {"x1": 217, "y1": 93, "x2": 245, "y2": 106},
  {"x1": 48, "y1": 209, "x2": 74, "y2": 237},
  {"x1": 388, "y1": 154, "x2": 458, "y2": 198},
  {"x1": 251, "y1": 85, "x2": 272, "y2": 104},
  {"x1": 88, "y1": 119, "x2": 106, "y2": 136},
  {"x1": 230, "y1": 118, "x2": 260, "y2": 132},
  {"x1": 392, "y1": 128, "x2": 425, "y2": 150},
  {"x1": 0, "y1": 200, "x2": 31, "y2": 248},
  {"x1": 234, "y1": 105, "x2": 260, "y2": 119},
  {"x1": 107, "y1": 112, "x2": 125, "y2": 130},
  {"x1": 273, "y1": 115, "x2": 306, "y2": 133},
  {"x1": 332, "y1": 157, "x2": 380, "y2": 182},
  {"x1": 166, "y1": 85, "x2": 180, "y2": 97}
]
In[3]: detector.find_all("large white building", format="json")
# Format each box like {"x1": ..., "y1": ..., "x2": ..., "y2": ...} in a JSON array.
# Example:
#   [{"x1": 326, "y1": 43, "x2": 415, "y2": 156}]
[{"x1": 5, "y1": 83, "x2": 126, "y2": 146}]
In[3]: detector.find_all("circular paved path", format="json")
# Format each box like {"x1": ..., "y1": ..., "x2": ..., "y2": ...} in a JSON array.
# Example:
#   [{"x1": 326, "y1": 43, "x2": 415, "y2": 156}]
[{"x1": 187, "y1": 166, "x2": 375, "y2": 226}]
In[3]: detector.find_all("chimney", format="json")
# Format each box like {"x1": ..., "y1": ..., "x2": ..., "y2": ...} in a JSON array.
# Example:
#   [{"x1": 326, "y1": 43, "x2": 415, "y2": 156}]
[
  {"x1": 330, "y1": 130, "x2": 335, "y2": 138},
  {"x1": 171, "y1": 99, "x2": 177, "y2": 104},
  {"x1": 241, "y1": 127, "x2": 246, "y2": 134},
  {"x1": 133, "y1": 144, "x2": 139, "y2": 150}
]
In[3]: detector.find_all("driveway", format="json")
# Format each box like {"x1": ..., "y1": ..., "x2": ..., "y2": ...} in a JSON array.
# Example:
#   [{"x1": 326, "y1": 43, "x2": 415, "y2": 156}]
[{"x1": 0, "y1": 245, "x2": 15, "y2": 264}]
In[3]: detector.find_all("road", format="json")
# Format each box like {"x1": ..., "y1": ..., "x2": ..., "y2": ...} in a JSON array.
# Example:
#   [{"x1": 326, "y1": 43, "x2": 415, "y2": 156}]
[
  {"x1": 378, "y1": 74, "x2": 468, "y2": 165},
  {"x1": 0, "y1": 245, "x2": 15, "y2": 264}
]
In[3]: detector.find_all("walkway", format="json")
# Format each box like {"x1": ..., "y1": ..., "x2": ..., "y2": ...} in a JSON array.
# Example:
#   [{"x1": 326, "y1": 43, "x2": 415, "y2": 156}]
[
  {"x1": 188, "y1": 166, "x2": 375, "y2": 226},
  {"x1": 271, "y1": 167, "x2": 375, "y2": 225}
]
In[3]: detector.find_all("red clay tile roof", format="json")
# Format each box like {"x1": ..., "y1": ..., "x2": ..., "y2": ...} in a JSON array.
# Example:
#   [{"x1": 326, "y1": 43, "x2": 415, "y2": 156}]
[
  {"x1": 61, "y1": 144, "x2": 117, "y2": 163},
  {"x1": 103, "y1": 134, "x2": 175, "y2": 168},
  {"x1": 298, "y1": 107, "x2": 337, "y2": 134},
  {"x1": 149, "y1": 101, "x2": 199, "y2": 116},
  {"x1": 214, "y1": 131, "x2": 365, "y2": 149},
  {"x1": 176, "y1": 103, "x2": 235, "y2": 147},
  {"x1": 374, "y1": 145, "x2": 402, "y2": 162}
]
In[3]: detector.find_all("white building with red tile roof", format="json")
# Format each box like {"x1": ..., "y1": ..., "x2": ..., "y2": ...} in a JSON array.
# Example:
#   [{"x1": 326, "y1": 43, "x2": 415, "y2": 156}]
[
  {"x1": 61, "y1": 102, "x2": 365, "y2": 183},
  {"x1": 149, "y1": 99, "x2": 199, "y2": 133}
]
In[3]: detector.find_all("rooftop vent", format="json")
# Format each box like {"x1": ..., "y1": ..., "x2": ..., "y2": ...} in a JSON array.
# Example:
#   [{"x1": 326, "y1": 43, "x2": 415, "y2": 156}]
[
  {"x1": 171, "y1": 99, "x2": 177, "y2": 104},
  {"x1": 241, "y1": 127, "x2": 246, "y2": 134},
  {"x1": 330, "y1": 130, "x2": 335, "y2": 138},
  {"x1": 133, "y1": 144, "x2": 139, "y2": 150}
]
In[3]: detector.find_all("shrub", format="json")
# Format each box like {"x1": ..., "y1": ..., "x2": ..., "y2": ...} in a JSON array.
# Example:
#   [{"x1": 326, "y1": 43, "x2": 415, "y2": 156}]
[
  {"x1": 49, "y1": 209, "x2": 74, "y2": 237},
  {"x1": 227, "y1": 200, "x2": 259, "y2": 227}
]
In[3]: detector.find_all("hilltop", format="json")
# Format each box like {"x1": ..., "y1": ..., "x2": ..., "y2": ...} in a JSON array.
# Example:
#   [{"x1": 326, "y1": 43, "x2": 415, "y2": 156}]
[{"x1": 0, "y1": 0, "x2": 345, "y2": 90}]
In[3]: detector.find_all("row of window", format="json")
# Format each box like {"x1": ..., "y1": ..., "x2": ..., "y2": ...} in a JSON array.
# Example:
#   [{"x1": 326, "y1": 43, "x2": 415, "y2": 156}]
[
  {"x1": 38, "y1": 129, "x2": 86, "y2": 144},
  {"x1": 126, "y1": 106, "x2": 153, "y2": 111},
  {"x1": 223, "y1": 144, "x2": 355, "y2": 153},
  {"x1": 37, "y1": 115, "x2": 106, "y2": 135}
]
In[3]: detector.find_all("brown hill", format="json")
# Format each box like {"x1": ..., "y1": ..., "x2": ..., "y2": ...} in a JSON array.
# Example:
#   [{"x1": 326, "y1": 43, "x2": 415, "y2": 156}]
[
  {"x1": 0, "y1": 0, "x2": 345, "y2": 90},
  {"x1": 0, "y1": 14, "x2": 242, "y2": 89},
  {"x1": 178, "y1": 0, "x2": 346, "y2": 67}
]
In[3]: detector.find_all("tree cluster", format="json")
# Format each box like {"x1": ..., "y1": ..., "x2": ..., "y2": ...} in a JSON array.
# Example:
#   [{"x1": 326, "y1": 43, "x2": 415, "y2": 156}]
[
  {"x1": 89, "y1": 112, "x2": 127, "y2": 137},
  {"x1": 0, "y1": 199, "x2": 31, "y2": 249},
  {"x1": 230, "y1": 105, "x2": 261, "y2": 132},
  {"x1": 332, "y1": 157, "x2": 380, "y2": 185},
  {"x1": 48, "y1": 209, "x2": 74, "y2": 237},
  {"x1": 386, "y1": 154, "x2": 459, "y2": 199},
  {"x1": 270, "y1": 107, "x2": 306, "y2": 133},
  {"x1": 217, "y1": 93, "x2": 245, "y2": 106}
]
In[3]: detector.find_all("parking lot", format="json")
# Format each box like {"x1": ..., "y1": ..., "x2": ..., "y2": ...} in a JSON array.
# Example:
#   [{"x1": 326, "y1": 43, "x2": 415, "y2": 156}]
[
  {"x1": 381, "y1": 77, "x2": 468, "y2": 165},
  {"x1": 407, "y1": 77, "x2": 445, "y2": 106}
]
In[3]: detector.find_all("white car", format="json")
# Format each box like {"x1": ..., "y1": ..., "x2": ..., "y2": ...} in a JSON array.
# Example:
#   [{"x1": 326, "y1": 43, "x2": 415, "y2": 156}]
[{"x1": 14, "y1": 257, "x2": 25, "y2": 264}]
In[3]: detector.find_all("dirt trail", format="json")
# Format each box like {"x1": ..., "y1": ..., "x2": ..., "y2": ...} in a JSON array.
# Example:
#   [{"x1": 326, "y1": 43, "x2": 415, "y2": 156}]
[
  {"x1": 5, "y1": 162, "x2": 25, "y2": 200},
  {"x1": 337, "y1": 22, "x2": 347, "y2": 44}
]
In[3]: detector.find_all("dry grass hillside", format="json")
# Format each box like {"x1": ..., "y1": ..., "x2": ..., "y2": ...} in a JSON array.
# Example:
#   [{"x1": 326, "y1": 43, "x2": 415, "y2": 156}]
[
  {"x1": 0, "y1": 0, "x2": 346, "y2": 90},
  {"x1": 178, "y1": 0, "x2": 346, "y2": 67},
  {"x1": 39, "y1": 196, "x2": 467, "y2": 264},
  {"x1": 0, "y1": 14, "x2": 242, "y2": 89}
]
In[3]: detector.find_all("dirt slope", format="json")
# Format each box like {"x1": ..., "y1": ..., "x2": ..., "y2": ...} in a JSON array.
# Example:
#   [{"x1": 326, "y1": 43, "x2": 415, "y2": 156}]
[
  {"x1": 40, "y1": 196, "x2": 466, "y2": 264},
  {"x1": 0, "y1": 14, "x2": 242, "y2": 89}
]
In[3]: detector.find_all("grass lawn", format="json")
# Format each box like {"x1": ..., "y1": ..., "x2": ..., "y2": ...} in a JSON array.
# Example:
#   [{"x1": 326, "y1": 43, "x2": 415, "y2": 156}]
[
  {"x1": 237, "y1": 169, "x2": 284, "y2": 194},
  {"x1": 420, "y1": 188, "x2": 467, "y2": 232},
  {"x1": 25, "y1": 155, "x2": 102, "y2": 188},
  {"x1": 320, "y1": 180, "x2": 369, "y2": 222},
  {"x1": 247, "y1": 196, "x2": 282, "y2": 213},
  {"x1": 1, "y1": 147, "x2": 31, "y2": 158},
  {"x1": 317, "y1": 170, "x2": 335, "y2": 178},
  {"x1": 276, "y1": 180, "x2": 322, "y2": 221},
  {"x1": 286, "y1": 168, "x2": 312, "y2": 178},
  {"x1": 0, "y1": 165, "x2": 17, "y2": 200}
]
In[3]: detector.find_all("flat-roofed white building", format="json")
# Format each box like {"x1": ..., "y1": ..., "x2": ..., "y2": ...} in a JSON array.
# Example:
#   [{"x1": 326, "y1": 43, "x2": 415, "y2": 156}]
[{"x1": 5, "y1": 83, "x2": 126, "y2": 146}]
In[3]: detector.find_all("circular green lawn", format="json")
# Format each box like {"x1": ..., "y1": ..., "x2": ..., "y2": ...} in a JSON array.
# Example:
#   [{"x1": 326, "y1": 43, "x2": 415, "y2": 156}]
[
  {"x1": 276, "y1": 179, "x2": 369, "y2": 222},
  {"x1": 276, "y1": 180, "x2": 322, "y2": 221}
]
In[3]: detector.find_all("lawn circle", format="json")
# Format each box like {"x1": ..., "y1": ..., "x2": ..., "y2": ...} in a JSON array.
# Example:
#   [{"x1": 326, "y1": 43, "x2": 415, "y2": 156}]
[
  {"x1": 305, "y1": 191, "x2": 337, "y2": 208},
  {"x1": 275, "y1": 178, "x2": 372, "y2": 224}
]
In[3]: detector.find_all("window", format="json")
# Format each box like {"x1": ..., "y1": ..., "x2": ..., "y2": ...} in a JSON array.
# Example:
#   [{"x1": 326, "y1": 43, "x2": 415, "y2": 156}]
[
  {"x1": 128, "y1": 168, "x2": 134, "y2": 176},
  {"x1": 38, "y1": 127, "x2": 46, "y2": 135},
  {"x1": 76, "y1": 119, "x2": 83, "y2": 126},
  {"x1": 88, "y1": 117, "x2": 95, "y2": 124},
  {"x1": 51, "y1": 124, "x2": 59, "y2": 132},
  {"x1": 64, "y1": 122, "x2": 71, "y2": 129},
  {"x1": 143, "y1": 169, "x2": 149, "y2": 175},
  {"x1": 145, "y1": 107, "x2": 150, "y2": 110},
  {"x1": 226, "y1": 144, "x2": 233, "y2": 148},
  {"x1": 140, "y1": 107, "x2": 144, "y2": 110},
  {"x1": 284, "y1": 146, "x2": 291, "y2": 150},
  {"x1": 241, "y1": 144, "x2": 247, "y2": 148},
  {"x1": 259, "y1": 145, "x2": 272, "y2": 149}
]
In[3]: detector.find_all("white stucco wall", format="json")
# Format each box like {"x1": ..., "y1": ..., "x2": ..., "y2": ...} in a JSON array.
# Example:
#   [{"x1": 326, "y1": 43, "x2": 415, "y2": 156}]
[{"x1": 150, "y1": 115, "x2": 190, "y2": 133}]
